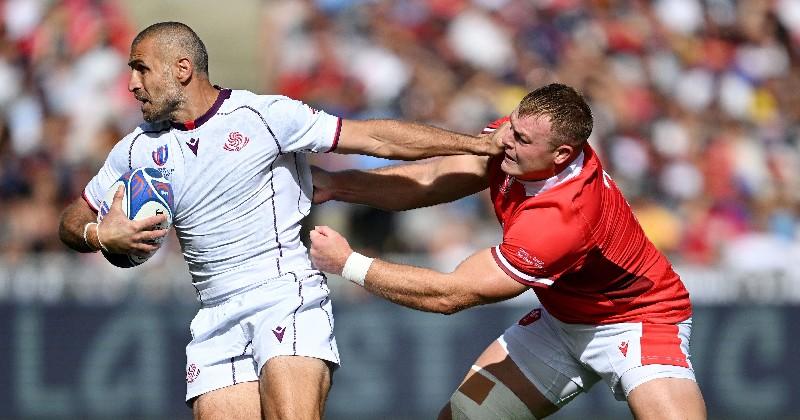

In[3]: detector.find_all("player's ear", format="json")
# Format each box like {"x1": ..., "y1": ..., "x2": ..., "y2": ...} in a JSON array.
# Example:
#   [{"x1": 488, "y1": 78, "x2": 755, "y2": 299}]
[
  {"x1": 175, "y1": 57, "x2": 193, "y2": 83},
  {"x1": 553, "y1": 144, "x2": 574, "y2": 165}
]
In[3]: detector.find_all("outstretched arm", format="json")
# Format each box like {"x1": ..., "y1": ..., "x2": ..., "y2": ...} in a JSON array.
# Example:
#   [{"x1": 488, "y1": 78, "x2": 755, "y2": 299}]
[
  {"x1": 313, "y1": 154, "x2": 491, "y2": 211},
  {"x1": 310, "y1": 226, "x2": 527, "y2": 314},
  {"x1": 336, "y1": 119, "x2": 503, "y2": 160}
]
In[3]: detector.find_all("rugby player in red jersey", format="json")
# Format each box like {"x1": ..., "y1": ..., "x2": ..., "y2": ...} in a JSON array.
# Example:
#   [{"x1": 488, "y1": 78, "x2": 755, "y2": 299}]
[{"x1": 310, "y1": 83, "x2": 706, "y2": 419}]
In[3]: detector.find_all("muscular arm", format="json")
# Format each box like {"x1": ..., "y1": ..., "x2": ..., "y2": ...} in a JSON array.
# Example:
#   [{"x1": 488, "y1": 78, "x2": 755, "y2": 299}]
[
  {"x1": 313, "y1": 154, "x2": 490, "y2": 211},
  {"x1": 310, "y1": 226, "x2": 528, "y2": 314},
  {"x1": 59, "y1": 196, "x2": 101, "y2": 253},
  {"x1": 59, "y1": 188, "x2": 168, "y2": 256},
  {"x1": 336, "y1": 119, "x2": 502, "y2": 160}
]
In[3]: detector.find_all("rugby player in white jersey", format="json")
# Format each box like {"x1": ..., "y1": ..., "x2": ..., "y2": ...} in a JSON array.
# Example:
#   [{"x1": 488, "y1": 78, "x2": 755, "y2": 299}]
[{"x1": 57, "y1": 22, "x2": 501, "y2": 420}]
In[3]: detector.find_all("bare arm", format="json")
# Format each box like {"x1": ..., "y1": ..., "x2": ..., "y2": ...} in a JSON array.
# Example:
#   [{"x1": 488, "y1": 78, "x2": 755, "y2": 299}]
[
  {"x1": 313, "y1": 154, "x2": 491, "y2": 211},
  {"x1": 58, "y1": 187, "x2": 168, "y2": 256},
  {"x1": 336, "y1": 119, "x2": 502, "y2": 160},
  {"x1": 310, "y1": 226, "x2": 528, "y2": 314},
  {"x1": 59, "y1": 196, "x2": 103, "y2": 253}
]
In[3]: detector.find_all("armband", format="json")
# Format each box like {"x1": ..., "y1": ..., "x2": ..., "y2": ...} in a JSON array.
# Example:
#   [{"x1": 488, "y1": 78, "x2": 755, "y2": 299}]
[{"x1": 341, "y1": 252, "x2": 374, "y2": 286}]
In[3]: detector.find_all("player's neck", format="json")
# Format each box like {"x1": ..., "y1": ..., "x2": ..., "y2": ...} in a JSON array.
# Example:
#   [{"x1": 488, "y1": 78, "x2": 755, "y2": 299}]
[{"x1": 172, "y1": 82, "x2": 221, "y2": 124}]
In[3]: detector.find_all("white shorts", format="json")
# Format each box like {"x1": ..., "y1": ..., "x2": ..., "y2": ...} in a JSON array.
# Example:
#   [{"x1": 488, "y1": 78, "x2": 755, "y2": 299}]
[
  {"x1": 184, "y1": 271, "x2": 340, "y2": 402},
  {"x1": 500, "y1": 307, "x2": 695, "y2": 405}
]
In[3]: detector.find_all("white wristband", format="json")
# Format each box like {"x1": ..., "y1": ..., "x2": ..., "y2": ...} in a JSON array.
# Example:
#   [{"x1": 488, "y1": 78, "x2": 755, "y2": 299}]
[
  {"x1": 96, "y1": 222, "x2": 110, "y2": 253},
  {"x1": 83, "y1": 222, "x2": 98, "y2": 252},
  {"x1": 341, "y1": 252, "x2": 373, "y2": 286}
]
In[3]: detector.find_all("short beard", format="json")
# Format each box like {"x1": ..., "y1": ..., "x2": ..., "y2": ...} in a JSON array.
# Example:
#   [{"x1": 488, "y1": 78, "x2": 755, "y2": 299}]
[{"x1": 143, "y1": 74, "x2": 186, "y2": 123}]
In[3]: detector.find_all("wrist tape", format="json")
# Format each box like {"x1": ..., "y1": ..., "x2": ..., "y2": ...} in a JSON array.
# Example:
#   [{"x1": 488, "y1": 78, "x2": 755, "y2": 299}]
[
  {"x1": 341, "y1": 252, "x2": 373, "y2": 286},
  {"x1": 83, "y1": 222, "x2": 98, "y2": 252}
]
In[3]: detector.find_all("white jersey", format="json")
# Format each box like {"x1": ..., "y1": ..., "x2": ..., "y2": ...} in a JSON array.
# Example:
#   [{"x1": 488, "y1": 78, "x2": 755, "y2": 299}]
[{"x1": 84, "y1": 89, "x2": 341, "y2": 299}]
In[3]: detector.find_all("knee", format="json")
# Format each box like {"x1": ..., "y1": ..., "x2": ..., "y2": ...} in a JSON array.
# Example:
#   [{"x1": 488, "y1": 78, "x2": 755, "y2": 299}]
[{"x1": 447, "y1": 374, "x2": 539, "y2": 419}]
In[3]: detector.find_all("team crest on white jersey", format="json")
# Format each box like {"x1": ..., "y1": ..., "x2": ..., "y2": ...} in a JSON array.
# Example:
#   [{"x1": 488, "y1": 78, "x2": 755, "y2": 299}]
[
  {"x1": 224, "y1": 132, "x2": 250, "y2": 152},
  {"x1": 186, "y1": 363, "x2": 200, "y2": 383}
]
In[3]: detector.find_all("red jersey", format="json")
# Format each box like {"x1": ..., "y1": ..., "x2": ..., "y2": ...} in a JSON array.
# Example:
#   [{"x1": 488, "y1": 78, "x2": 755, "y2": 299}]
[{"x1": 483, "y1": 119, "x2": 691, "y2": 324}]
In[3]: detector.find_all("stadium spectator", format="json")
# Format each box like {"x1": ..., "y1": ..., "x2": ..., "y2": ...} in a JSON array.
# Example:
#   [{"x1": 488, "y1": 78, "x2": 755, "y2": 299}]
[
  {"x1": 0, "y1": 0, "x2": 798, "y2": 290},
  {"x1": 56, "y1": 20, "x2": 500, "y2": 420},
  {"x1": 310, "y1": 84, "x2": 706, "y2": 419}
]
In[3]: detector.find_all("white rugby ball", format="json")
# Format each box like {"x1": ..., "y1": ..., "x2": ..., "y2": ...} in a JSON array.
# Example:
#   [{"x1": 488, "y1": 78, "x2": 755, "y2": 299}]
[{"x1": 97, "y1": 167, "x2": 174, "y2": 268}]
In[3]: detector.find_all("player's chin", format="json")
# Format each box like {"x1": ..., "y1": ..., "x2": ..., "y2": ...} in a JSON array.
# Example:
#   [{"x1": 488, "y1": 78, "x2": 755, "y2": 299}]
[
  {"x1": 500, "y1": 159, "x2": 518, "y2": 175},
  {"x1": 141, "y1": 107, "x2": 165, "y2": 123}
]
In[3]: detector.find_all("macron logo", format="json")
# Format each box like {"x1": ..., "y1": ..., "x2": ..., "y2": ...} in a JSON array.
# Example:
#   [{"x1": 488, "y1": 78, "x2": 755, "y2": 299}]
[
  {"x1": 186, "y1": 138, "x2": 200, "y2": 156},
  {"x1": 272, "y1": 326, "x2": 286, "y2": 343},
  {"x1": 619, "y1": 341, "x2": 629, "y2": 357}
]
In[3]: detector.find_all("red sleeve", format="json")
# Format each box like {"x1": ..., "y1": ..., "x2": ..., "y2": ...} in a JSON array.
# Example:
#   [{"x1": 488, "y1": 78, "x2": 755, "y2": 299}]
[
  {"x1": 493, "y1": 206, "x2": 589, "y2": 287},
  {"x1": 482, "y1": 116, "x2": 509, "y2": 134}
]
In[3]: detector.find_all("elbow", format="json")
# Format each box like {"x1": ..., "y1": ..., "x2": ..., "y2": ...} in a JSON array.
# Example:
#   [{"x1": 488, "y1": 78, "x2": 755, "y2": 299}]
[
  {"x1": 57, "y1": 217, "x2": 70, "y2": 247},
  {"x1": 433, "y1": 296, "x2": 471, "y2": 315}
]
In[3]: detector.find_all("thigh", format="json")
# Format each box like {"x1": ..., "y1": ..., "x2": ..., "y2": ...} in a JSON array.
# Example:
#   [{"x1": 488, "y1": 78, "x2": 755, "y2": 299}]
[
  {"x1": 259, "y1": 355, "x2": 332, "y2": 420},
  {"x1": 248, "y1": 273, "x2": 340, "y2": 373},
  {"x1": 193, "y1": 381, "x2": 261, "y2": 420},
  {"x1": 569, "y1": 318, "x2": 696, "y2": 402},
  {"x1": 185, "y1": 300, "x2": 261, "y2": 404},
  {"x1": 627, "y1": 377, "x2": 706, "y2": 420}
]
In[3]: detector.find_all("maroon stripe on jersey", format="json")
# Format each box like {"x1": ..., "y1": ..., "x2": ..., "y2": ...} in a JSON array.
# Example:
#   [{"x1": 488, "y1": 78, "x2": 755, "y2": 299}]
[
  {"x1": 290, "y1": 272, "x2": 304, "y2": 356},
  {"x1": 171, "y1": 88, "x2": 231, "y2": 131},
  {"x1": 216, "y1": 105, "x2": 287, "y2": 275},
  {"x1": 640, "y1": 324, "x2": 688, "y2": 367},
  {"x1": 220, "y1": 106, "x2": 282, "y2": 154},
  {"x1": 128, "y1": 127, "x2": 170, "y2": 170},
  {"x1": 318, "y1": 274, "x2": 338, "y2": 359},
  {"x1": 231, "y1": 341, "x2": 252, "y2": 384},
  {"x1": 327, "y1": 117, "x2": 342, "y2": 153},
  {"x1": 82, "y1": 190, "x2": 99, "y2": 213},
  {"x1": 293, "y1": 155, "x2": 308, "y2": 216}
]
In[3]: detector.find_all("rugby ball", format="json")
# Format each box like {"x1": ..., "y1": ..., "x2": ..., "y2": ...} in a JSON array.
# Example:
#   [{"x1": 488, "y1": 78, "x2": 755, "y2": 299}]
[{"x1": 97, "y1": 167, "x2": 174, "y2": 268}]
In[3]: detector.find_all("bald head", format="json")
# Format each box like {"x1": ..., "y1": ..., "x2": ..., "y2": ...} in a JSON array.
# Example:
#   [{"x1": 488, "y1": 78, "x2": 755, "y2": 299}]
[{"x1": 132, "y1": 22, "x2": 209, "y2": 77}]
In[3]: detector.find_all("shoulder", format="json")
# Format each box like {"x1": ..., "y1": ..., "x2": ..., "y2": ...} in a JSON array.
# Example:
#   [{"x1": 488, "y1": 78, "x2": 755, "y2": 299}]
[
  {"x1": 482, "y1": 116, "x2": 509, "y2": 134},
  {"x1": 221, "y1": 91, "x2": 318, "y2": 119},
  {"x1": 111, "y1": 122, "x2": 170, "y2": 150},
  {"x1": 225, "y1": 90, "x2": 302, "y2": 109}
]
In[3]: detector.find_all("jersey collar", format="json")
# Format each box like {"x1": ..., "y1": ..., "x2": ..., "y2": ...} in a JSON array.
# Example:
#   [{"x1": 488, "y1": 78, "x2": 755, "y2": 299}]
[
  {"x1": 171, "y1": 86, "x2": 231, "y2": 131},
  {"x1": 517, "y1": 151, "x2": 585, "y2": 197}
]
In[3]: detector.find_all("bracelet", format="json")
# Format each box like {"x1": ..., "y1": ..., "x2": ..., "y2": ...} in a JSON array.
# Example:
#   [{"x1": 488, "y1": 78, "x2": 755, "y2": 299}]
[
  {"x1": 83, "y1": 222, "x2": 98, "y2": 252},
  {"x1": 341, "y1": 252, "x2": 374, "y2": 286},
  {"x1": 95, "y1": 222, "x2": 110, "y2": 253}
]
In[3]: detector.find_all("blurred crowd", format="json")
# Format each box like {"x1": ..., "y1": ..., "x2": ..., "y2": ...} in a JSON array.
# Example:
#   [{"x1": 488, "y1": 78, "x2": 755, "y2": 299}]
[{"x1": 2, "y1": 0, "x2": 800, "y2": 274}]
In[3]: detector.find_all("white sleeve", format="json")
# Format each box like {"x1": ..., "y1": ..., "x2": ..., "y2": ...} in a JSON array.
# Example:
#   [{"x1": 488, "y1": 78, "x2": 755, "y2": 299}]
[
  {"x1": 82, "y1": 132, "x2": 135, "y2": 212},
  {"x1": 262, "y1": 96, "x2": 341, "y2": 154}
]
